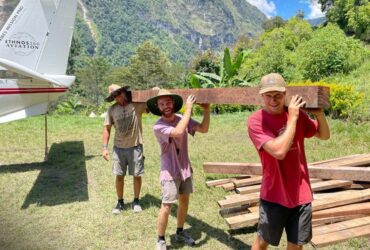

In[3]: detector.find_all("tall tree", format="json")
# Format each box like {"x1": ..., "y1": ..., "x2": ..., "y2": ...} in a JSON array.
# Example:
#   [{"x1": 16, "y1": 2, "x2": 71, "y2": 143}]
[
  {"x1": 67, "y1": 36, "x2": 83, "y2": 75},
  {"x1": 121, "y1": 41, "x2": 175, "y2": 89},
  {"x1": 76, "y1": 56, "x2": 111, "y2": 106},
  {"x1": 262, "y1": 16, "x2": 286, "y2": 32},
  {"x1": 319, "y1": 0, "x2": 370, "y2": 41},
  {"x1": 240, "y1": 18, "x2": 313, "y2": 82}
]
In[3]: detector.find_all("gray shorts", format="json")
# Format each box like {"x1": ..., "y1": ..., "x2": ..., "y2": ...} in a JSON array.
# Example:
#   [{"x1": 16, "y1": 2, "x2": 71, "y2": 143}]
[
  {"x1": 258, "y1": 199, "x2": 312, "y2": 246},
  {"x1": 112, "y1": 144, "x2": 144, "y2": 176},
  {"x1": 160, "y1": 177, "x2": 193, "y2": 204}
]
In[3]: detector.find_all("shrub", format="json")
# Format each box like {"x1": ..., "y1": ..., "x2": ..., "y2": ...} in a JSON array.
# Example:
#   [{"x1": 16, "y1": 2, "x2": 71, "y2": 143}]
[
  {"x1": 295, "y1": 24, "x2": 367, "y2": 81},
  {"x1": 289, "y1": 81, "x2": 365, "y2": 121},
  {"x1": 54, "y1": 97, "x2": 85, "y2": 115}
]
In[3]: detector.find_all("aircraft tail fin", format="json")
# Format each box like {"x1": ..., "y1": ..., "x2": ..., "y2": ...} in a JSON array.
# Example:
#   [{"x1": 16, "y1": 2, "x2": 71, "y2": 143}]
[{"x1": 0, "y1": 0, "x2": 78, "y2": 75}]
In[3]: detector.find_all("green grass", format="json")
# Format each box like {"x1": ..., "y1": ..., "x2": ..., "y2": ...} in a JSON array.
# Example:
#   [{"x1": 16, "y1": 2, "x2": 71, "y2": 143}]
[{"x1": 0, "y1": 113, "x2": 369, "y2": 250}]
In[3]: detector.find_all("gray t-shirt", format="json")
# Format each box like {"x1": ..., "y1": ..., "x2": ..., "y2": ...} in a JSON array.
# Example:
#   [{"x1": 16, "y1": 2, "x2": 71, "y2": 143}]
[{"x1": 104, "y1": 103, "x2": 146, "y2": 148}]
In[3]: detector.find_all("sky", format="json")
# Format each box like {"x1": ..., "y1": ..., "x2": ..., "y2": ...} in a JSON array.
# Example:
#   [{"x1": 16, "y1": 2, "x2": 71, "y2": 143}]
[{"x1": 246, "y1": 0, "x2": 325, "y2": 20}]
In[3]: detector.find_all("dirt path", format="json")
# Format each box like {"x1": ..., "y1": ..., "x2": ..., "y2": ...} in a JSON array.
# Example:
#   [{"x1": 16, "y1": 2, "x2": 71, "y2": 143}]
[{"x1": 78, "y1": 0, "x2": 98, "y2": 42}]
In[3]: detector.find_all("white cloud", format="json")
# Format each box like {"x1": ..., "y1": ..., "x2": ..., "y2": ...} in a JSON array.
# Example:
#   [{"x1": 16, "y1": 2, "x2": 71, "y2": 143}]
[
  {"x1": 305, "y1": 0, "x2": 325, "y2": 19},
  {"x1": 246, "y1": 0, "x2": 276, "y2": 18}
]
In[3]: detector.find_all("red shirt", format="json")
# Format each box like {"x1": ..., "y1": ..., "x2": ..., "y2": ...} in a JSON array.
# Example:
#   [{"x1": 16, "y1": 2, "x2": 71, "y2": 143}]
[{"x1": 248, "y1": 109, "x2": 318, "y2": 208}]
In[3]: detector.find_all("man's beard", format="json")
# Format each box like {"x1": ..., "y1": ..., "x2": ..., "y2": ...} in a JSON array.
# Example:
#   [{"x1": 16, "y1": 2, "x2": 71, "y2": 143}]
[{"x1": 160, "y1": 107, "x2": 174, "y2": 117}]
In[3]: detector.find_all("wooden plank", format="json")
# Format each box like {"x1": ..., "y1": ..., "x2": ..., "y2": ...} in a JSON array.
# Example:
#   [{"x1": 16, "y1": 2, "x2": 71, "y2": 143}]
[
  {"x1": 308, "y1": 165, "x2": 370, "y2": 181},
  {"x1": 311, "y1": 224, "x2": 370, "y2": 248},
  {"x1": 203, "y1": 162, "x2": 370, "y2": 182},
  {"x1": 227, "y1": 180, "x2": 351, "y2": 200},
  {"x1": 235, "y1": 180, "x2": 351, "y2": 196},
  {"x1": 312, "y1": 189, "x2": 370, "y2": 211},
  {"x1": 233, "y1": 176, "x2": 262, "y2": 188},
  {"x1": 221, "y1": 182, "x2": 236, "y2": 191},
  {"x1": 346, "y1": 182, "x2": 370, "y2": 189},
  {"x1": 203, "y1": 162, "x2": 262, "y2": 175},
  {"x1": 312, "y1": 202, "x2": 370, "y2": 219},
  {"x1": 313, "y1": 216, "x2": 370, "y2": 235},
  {"x1": 309, "y1": 154, "x2": 360, "y2": 165},
  {"x1": 206, "y1": 178, "x2": 235, "y2": 187},
  {"x1": 132, "y1": 86, "x2": 330, "y2": 108},
  {"x1": 225, "y1": 193, "x2": 246, "y2": 200},
  {"x1": 236, "y1": 184, "x2": 261, "y2": 194},
  {"x1": 312, "y1": 214, "x2": 364, "y2": 226},
  {"x1": 311, "y1": 180, "x2": 353, "y2": 192},
  {"x1": 248, "y1": 206, "x2": 259, "y2": 213},
  {"x1": 225, "y1": 212, "x2": 259, "y2": 229},
  {"x1": 218, "y1": 192, "x2": 260, "y2": 209},
  {"x1": 310, "y1": 154, "x2": 370, "y2": 167},
  {"x1": 219, "y1": 205, "x2": 249, "y2": 218}
]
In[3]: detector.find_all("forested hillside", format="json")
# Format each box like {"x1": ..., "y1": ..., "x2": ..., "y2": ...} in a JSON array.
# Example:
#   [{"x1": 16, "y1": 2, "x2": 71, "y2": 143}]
[{"x1": 78, "y1": 0, "x2": 267, "y2": 65}]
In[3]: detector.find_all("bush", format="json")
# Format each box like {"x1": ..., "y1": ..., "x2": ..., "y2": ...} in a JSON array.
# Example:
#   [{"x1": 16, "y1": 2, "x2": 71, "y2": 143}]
[
  {"x1": 289, "y1": 81, "x2": 365, "y2": 121},
  {"x1": 54, "y1": 97, "x2": 85, "y2": 115},
  {"x1": 295, "y1": 24, "x2": 367, "y2": 81}
]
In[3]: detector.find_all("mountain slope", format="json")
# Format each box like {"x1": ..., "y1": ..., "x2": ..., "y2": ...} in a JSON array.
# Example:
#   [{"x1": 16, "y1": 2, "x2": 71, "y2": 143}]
[{"x1": 80, "y1": 0, "x2": 267, "y2": 65}]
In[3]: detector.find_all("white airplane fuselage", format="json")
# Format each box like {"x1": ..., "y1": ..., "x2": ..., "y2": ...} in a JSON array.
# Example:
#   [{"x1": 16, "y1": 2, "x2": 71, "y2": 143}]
[
  {"x1": 0, "y1": 78, "x2": 68, "y2": 123},
  {"x1": 0, "y1": 0, "x2": 78, "y2": 123}
]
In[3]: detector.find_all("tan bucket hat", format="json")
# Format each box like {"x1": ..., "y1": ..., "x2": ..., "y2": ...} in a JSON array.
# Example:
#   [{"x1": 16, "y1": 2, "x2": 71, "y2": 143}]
[
  {"x1": 259, "y1": 73, "x2": 286, "y2": 94},
  {"x1": 146, "y1": 89, "x2": 183, "y2": 116},
  {"x1": 105, "y1": 84, "x2": 130, "y2": 102}
]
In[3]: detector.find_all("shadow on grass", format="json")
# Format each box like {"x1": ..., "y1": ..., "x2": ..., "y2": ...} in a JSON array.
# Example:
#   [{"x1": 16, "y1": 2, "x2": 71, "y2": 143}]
[
  {"x1": 0, "y1": 141, "x2": 90, "y2": 209},
  {"x1": 139, "y1": 194, "x2": 252, "y2": 250}
]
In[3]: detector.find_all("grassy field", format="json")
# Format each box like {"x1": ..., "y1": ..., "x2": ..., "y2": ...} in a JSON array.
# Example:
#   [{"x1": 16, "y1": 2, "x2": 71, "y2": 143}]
[{"x1": 0, "y1": 113, "x2": 369, "y2": 250}]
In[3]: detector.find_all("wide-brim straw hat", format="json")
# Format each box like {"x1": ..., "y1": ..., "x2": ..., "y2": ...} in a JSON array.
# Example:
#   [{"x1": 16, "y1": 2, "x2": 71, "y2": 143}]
[
  {"x1": 105, "y1": 84, "x2": 130, "y2": 102},
  {"x1": 146, "y1": 89, "x2": 183, "y2": 116}
]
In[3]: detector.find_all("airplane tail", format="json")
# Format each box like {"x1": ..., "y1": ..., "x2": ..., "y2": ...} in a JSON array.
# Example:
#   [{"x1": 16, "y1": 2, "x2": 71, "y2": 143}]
[{"x1": 0, "y1": 0, "x2": 78, "y2": 75}]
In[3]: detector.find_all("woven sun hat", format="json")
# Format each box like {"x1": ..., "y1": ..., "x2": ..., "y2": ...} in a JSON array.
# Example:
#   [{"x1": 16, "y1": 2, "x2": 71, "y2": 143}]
[
  {"x1": 104, "y1": 84, "x2": 130, "y2": 102},
  {"x1": 259, "y1": 73, "x2": 286, "y2": 94},
  {"x1": 146, "y1": 88, "x2": 183, "y2": 116}
]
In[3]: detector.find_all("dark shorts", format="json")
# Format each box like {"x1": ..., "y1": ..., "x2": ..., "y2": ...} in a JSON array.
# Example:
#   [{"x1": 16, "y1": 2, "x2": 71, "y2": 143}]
[
  {"x1": 258, "y1": 199, "x2": 312, "y2": 246},
  {"x1": 112, "y1": 144, "x2": 144, "y2": 176}
]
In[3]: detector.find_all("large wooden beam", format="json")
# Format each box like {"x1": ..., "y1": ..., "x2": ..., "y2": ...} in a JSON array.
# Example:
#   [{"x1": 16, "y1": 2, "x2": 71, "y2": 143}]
[
  {"x1": 132, "y1": 86, "x2": 330, "y2": 108},
  {"x1": 308, "y1": 165, "x2": 370, "y2": 182},
  {"x1": 203, "y1": 162, "x2": 262, "y2": 175},
  {"x1": 311, "y1": 224, "x2": 370, "y2": 248},
  {"x1": 203, "y1": 162, "x2": 370, "y2": 182},
  {"x1": 312, "y1": 189, "x2": 370, "y2": 211},
  {"x1": 312, "y1": 202, "x2": 370, "y2": 219},
  {"x1": 313, "y1": 216, "x2": 370, "y2": 235}
]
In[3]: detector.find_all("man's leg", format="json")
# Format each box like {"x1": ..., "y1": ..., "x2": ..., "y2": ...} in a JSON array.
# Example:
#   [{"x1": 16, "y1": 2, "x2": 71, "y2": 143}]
[
  {"x1": 116, "y1": 175, "x2": 124, "y2": 199},
  {"x1": 158, "y1": 203, "x2": 172, "y2": 237},
  {"x1": 177, "y1": 193, "x2": 189, "y2": 228},
  {"x1": 130, "y1": 144, "x2": 144, "y2": 212},
  {"x1": 175, "y1": 190, "x2": 195, "y2": 246},
  {"x1": 133, "y1": 176, "x2": 142, "y2": 199},
  {"x1": 112, "y1": 175, "x2": 125, "y2": 214},
  {"x1": 287, "y1": 242, "x2": 303, "y2": 250},
  {"x1": 286, "y1": 203, "x2": 312, "y2": 249},
  {"x1": 132, "y1": 176, "x2": 142, "y2": 212},
  {"x1": 252, "y1": 235, "x2": 269, "y2": 250}
]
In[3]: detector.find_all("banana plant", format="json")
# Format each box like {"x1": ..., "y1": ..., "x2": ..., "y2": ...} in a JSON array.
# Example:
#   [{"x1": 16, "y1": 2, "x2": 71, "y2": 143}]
[{"x1": 190, "y1": 48, "x2": 251, "y2": 88}]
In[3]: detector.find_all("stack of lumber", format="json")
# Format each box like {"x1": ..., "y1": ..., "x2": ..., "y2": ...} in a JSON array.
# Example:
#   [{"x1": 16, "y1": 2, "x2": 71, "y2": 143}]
[{"x1": 203, "y1": 154, "x2": 370, "y2": 248}]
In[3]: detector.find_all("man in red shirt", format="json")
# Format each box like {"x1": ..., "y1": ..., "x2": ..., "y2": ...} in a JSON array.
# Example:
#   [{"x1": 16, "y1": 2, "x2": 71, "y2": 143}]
[{"x1": 248, "y1": 73, "x2": 330, "y2": 250}]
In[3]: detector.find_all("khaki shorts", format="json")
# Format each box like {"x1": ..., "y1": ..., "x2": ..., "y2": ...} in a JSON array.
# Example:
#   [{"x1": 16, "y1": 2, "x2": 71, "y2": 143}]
[
  {"x1": 112, "y1": 144, "x2": 144, "y2": 176},
  {"x1": 160, "y1": 177, "x2": 193, "y2": 204}
]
